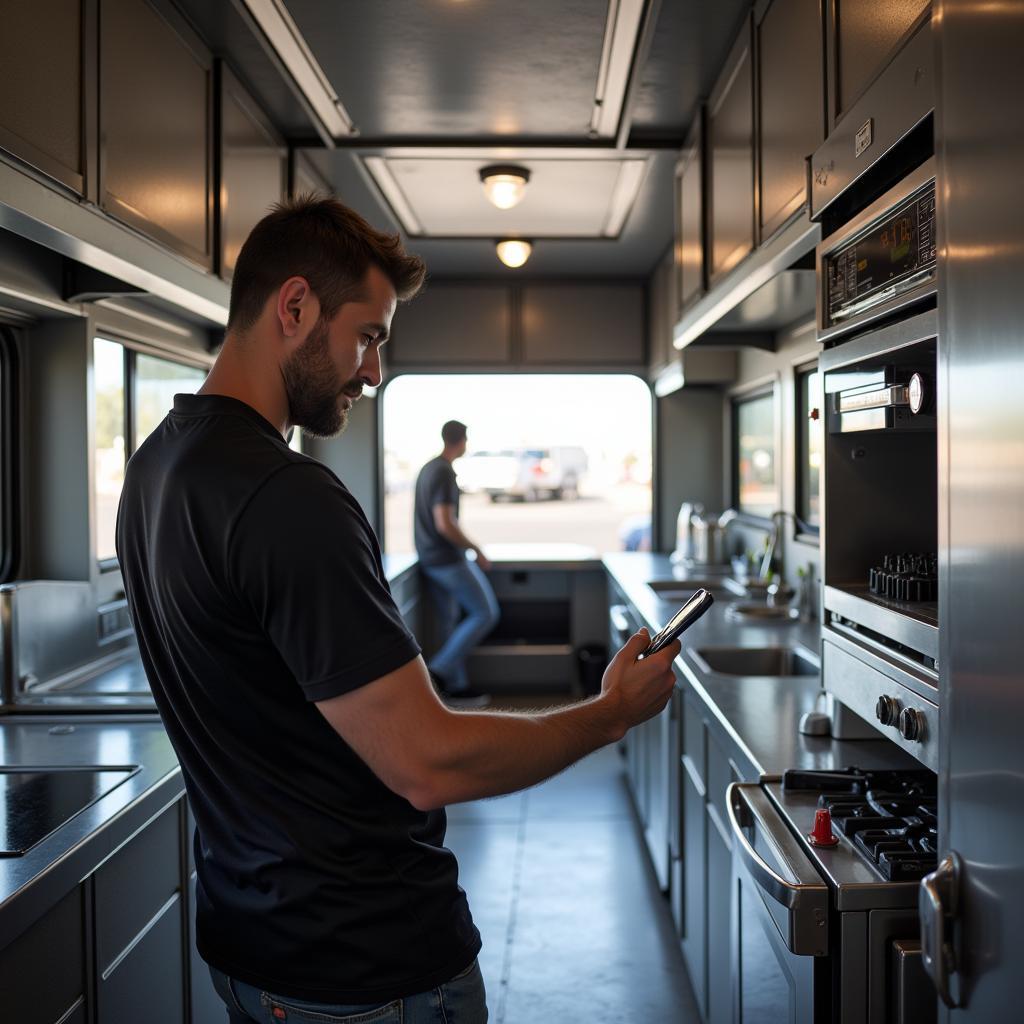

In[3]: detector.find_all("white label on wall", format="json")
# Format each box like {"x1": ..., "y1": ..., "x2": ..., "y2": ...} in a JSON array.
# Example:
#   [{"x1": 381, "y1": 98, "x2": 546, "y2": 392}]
[{"x1": 855, "y1": 119, "x2": 873, "y2": 158}]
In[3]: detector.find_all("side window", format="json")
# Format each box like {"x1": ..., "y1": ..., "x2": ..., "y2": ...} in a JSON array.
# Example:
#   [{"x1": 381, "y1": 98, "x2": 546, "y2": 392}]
[
  {"x1": 796, "y1": 365, "x2": 823, "y2": 530},
  {"x1": 93, "y1": 339, "x2": 127, "y2": 563},
  {"x1": 93, "y1": 339, "x2": 207, "y2": 566},
  {"x1": 732, "y1": 388, "x2": 778, "y2": 519}
]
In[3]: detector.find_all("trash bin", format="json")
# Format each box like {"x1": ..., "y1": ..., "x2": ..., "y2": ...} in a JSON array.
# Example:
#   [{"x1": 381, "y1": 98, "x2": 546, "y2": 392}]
[{"x1": 576, "y1": 643, "x2": 607, "y2": 696}]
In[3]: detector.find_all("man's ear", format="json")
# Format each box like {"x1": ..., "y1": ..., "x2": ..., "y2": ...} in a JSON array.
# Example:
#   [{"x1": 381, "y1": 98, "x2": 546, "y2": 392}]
[{"x1": 276, "y1": 277, "x2": 319, "y2": 339}]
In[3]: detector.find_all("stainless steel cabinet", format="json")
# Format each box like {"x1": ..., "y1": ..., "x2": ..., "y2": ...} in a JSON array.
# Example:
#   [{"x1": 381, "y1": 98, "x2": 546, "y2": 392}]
[
  {"x1": 827, "y1": 0, "x2": 930, "y2": 127},
  {"x1": 708, "y1": 18, "x2": 755, "y2": 281},
  {"x1": 0, "y1": 0, "x2": 91, "y2": 196},
  {"x1": 675, "y1": 110, "x2": 706, "y2": 314},
  {"x1": 757, "y1": 0, "x2": 824, "y2": 241},
  {"x1": 218, "y1": 65, "x2": 287, "y2": 280},
  {"x1": 100, "y1": 0, "x2": 214, "y2": 269}
]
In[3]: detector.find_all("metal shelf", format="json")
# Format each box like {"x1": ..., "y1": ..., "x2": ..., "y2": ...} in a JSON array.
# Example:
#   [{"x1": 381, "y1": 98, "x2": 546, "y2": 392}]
[{"x1": 824, "y1": 584, "x2": 938, "y2": 661}]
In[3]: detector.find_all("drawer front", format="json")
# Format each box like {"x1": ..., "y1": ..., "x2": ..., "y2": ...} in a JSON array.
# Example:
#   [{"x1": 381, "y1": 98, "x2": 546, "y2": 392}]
[
  {"x1": 682, "y1": 692, "x2": 707, "y2": 787},
  {"x1": 487, "y1": 569, "x2": 570, "y2": 601},
  {"x1": 94, "y1": 803, "x2": 182, "y2": 972}
]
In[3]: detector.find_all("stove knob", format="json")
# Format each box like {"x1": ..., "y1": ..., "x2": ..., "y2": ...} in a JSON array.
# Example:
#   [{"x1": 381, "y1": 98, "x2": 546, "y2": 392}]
[
  {"x1": 898, "y1": 707, "x2": 926, "y2": 742},
  {"x1": 876, "y1": 695, "x2": 899, "y2": 726}
]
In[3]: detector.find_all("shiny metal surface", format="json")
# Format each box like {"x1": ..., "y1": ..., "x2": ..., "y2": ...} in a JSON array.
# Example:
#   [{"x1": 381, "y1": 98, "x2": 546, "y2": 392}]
[
  {"x1": 815, "y1": 157, "x2": 937, "y2": 343},
  {"x1": 726, "y1": 603, "x2": 800, "y2": 622},
  {"x1": 810, "y1": 15, "x2": 933, "y2": 220},
  {"x1": 824, "y1": 584, "x2": 938, "y2": 662},
  {"x1": 727, "y1": 782, "x2": 829, "y2": 955},
  {"x1": 604, "y1": 552, "x2": 919, "y2": 780},
  {"x1": 691, "y1": 645, "x2": 819, "y2": 678},
  {"x1": 935, "y1": 1, "x2": 1024, "y2": 1016},
  {"x1": 919, "y1": 852, "x2": 962, "y2": 1008}
]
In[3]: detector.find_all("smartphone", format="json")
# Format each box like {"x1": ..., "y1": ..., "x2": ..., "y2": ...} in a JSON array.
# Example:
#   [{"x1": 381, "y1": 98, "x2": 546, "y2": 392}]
[{"x1": 638, "y1": 588, "x2": 714, "y2": 659}]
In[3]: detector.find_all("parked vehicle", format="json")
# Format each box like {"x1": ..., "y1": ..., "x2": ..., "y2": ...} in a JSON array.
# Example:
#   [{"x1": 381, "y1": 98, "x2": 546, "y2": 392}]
[{"x1": 457, "y1": 447, "x2": 587, "y2": 501}]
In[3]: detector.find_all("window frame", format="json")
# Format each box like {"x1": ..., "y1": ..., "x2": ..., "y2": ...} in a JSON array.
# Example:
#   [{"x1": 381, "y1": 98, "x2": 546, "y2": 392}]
[
  {"x1": 794, "y1": 360, "x2": 822, "y2": 537},
  {"x1": 730, "y1": 381, "x2": 780, "y2": 524},
  {"x1": 0, "y1": 328, "x2": 19, "y2": 582},
  {"x1": 94, "y1": 336, "x2": 208, "y2": 571}
]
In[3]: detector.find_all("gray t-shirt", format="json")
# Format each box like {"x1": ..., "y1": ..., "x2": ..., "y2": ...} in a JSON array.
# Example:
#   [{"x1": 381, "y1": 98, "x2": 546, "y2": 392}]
[{"x1": 414, "y1": 455, "x2": 462, "y2": 567}]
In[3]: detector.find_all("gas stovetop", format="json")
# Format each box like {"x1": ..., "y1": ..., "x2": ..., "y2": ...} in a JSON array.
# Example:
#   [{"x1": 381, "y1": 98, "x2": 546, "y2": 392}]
[{"x1": 783, "y1": 768, "x2": 938, "y2": 883}]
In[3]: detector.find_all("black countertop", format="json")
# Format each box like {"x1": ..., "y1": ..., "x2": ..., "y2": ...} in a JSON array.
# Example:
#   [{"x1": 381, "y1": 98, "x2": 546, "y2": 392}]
[
  {"x1": 602, "y1": 552, "x2": 920, "y2": 779},
  {"x1": 0, "y1": 715, "x2": 182, "y2": 948}
]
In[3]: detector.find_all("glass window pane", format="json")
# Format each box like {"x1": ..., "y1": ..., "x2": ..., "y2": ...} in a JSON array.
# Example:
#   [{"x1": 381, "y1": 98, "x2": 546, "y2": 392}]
[
  {"x1": 134, "y1": 354, "x2": 206, "y2": 449},
  {"x1": 94, "y1": 338, "x2": 126, "y2": 562},
  {"x1": 799, "y1": 370, "x2": 823, "y2": 527},
  {"x1": 735, "y1": 391, "x2": 778, "y2": 518}
]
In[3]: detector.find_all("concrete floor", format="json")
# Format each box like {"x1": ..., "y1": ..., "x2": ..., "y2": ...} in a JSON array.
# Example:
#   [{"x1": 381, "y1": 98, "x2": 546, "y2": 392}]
[{"x1": 445, "y1": 744, "x2": 701, "y2": 1023}]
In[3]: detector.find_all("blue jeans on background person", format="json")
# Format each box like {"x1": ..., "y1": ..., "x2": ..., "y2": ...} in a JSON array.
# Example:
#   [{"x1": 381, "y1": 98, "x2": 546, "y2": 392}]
[
  {"x1": 421, "y1": 557, "x2": 500, "y2": 693},
  {"x1": 210, "y1": 960, "x2": 488, "y2": 1023}
]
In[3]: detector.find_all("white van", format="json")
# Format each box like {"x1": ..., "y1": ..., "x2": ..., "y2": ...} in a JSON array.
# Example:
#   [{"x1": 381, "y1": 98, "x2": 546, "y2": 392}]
[{"x1": 457, "y1": 447, "x2": 587, "y2": 501}]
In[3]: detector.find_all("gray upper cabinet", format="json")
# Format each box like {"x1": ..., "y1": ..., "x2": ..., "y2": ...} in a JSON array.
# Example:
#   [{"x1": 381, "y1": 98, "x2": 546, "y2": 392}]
[
  {"x1": 219, "y1": 65, "x2": 287, "y2": 280},
  {"x1": 388, "y1": 285, "x2": 512, "y2": 367},
  {"x1": 648, "y1": 248, "x2": 674, "y2": 380},
  {"x1": 674, "y1": 110, "x2": 705, "y2": 314},
  {"x1": 757, "y1": 0, "x2": 825, "y2": 241},
  {"x1": 521, "y1": 284, "x2": 644, "y2": 366},
  {"x1": 708, "y1": 19, "x2": 755, "y2": 282},
  {"x1": 828, "y1": 0, "x2": 930, "y2": 126},
  {"x1": 0, "y1": 0, "x2": 91, "y2": 195},
  {"x1": 100, "y1": 0, "x2": 214, "y2": 269}
]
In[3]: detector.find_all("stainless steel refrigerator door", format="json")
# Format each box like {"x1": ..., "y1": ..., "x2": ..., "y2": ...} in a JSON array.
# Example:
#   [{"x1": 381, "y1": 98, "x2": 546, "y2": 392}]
[{"x1": 935, "y1": 0, "x2": 1024, "y2": 1019}]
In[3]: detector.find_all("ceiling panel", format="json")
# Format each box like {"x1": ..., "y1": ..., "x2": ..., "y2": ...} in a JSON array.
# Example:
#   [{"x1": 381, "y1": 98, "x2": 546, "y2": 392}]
[
  {"x1": 364, "y1": 156, "x2": 649, "y2": 237},
  {"x1": 285, "y1": 0, "x2": 609, "y2": 139}
]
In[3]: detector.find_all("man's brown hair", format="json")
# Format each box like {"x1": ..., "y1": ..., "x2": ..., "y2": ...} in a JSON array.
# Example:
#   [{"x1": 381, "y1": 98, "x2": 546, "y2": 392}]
[{"x1": 227, "y1": 193, "x2": 426, "y2": 332}]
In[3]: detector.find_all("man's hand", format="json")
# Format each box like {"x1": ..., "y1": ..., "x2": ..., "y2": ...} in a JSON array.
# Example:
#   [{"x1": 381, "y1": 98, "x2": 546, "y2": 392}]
[
  {"x1": 598, "y1": 628, "x2": 679, "y2": 739},
  {"x1": 473, "y1": 548, "x2": 492, "y2": 571}
]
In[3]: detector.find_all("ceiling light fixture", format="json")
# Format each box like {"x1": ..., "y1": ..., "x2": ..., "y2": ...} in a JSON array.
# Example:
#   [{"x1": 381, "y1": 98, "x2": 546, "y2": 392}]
[
  {"x1": 496, "y1": 240, "x2": 532, "y2": 269},
  {"x1": 239, "y1": 0, "x2": 356, "y2": 143},
  {"x1": 479, "y1": 165, "x2": 531, "y2": 210}
]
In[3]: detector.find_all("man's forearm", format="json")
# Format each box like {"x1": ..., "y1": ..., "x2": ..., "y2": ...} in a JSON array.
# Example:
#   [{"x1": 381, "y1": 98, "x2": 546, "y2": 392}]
[{"x1": 415, "y1": 698, "x2": 624, "y2": 809}]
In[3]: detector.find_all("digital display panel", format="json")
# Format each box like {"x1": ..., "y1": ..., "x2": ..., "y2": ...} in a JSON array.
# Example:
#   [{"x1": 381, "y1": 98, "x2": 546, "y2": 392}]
[{"x1": 826, "y1": 181, "x2": 936, "y2": 323}]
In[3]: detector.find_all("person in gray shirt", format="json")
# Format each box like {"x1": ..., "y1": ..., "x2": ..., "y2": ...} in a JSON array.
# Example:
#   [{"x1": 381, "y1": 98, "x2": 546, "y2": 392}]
[{"x1": 414, "y1": 421, "x2": 499, "y2": 706}]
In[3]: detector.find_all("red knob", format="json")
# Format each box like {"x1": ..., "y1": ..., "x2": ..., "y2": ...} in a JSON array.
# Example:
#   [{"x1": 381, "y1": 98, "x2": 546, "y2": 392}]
[{"x1": 807, "y1": 808, "x2": 839, "y2": 847}]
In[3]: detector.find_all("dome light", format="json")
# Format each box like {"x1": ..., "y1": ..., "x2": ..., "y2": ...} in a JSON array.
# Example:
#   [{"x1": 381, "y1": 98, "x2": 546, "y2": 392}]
[
  {"x1": 480, "y1": 165, "x2": 530, "y2": 210},
  {"x1": 495, "y1": 239, "x2": 532, "y2": 268}
]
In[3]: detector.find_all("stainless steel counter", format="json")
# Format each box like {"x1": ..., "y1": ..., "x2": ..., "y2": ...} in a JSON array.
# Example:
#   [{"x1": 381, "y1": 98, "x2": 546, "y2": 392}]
[{"x1": 602, "y1": 552, "x2": 919, "y2": 779}]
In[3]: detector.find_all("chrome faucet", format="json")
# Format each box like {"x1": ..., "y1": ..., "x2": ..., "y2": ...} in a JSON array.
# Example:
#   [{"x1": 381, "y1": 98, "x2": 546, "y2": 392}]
[{"x1": 759, "y1": 510, "x2": 797, "y2": 580}]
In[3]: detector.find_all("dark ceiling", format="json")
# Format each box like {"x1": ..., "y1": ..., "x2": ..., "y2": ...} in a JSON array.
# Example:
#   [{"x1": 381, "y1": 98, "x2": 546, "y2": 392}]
[{"x1": 175, "y1": 0, "x2": 752, "y2": 279}]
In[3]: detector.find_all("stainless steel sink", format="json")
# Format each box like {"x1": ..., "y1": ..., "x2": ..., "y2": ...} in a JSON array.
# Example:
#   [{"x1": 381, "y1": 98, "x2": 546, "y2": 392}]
[
  {"x1": 725, "y1": 603, "x2": 800, "y2": 623},
  {"x1": 647, "y1": 577, "x2": 745, "y2": 601},
  {"x1": 689, "y1": 646, "x2": 819, "y2": 677}
]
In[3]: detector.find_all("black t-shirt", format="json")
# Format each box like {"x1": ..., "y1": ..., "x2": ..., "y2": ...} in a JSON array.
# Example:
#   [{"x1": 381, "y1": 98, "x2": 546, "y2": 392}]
[
  {"x1": 413, "y1": 456, "x2": 462, "y2": 567},
  {"x1": 116, "y1": 394, "x2": 480, "y2": 1003}
]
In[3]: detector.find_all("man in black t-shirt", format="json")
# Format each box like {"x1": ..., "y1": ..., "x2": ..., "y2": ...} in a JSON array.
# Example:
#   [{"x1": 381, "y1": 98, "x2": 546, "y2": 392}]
[
  {"x1": 414, "y1": 419, "x2": 498, "y2": 707},
  {"x1": 117, "y1": 196, "x2": 680, "y2": 1024}
]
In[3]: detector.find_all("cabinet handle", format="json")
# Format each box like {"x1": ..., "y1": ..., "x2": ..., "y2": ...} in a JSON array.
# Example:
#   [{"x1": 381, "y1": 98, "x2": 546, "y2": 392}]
[{"x1": 919, "y1": 852, "x2": 962, "y2": 1007}]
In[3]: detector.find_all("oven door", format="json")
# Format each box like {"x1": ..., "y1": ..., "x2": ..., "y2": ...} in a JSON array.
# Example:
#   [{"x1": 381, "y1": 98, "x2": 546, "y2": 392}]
[{"x1": 728, "y1": 783, "x2": 832, "y2": 1024}]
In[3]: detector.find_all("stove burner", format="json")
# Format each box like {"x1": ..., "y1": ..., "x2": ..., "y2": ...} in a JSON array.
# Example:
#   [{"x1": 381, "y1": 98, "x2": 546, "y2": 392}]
[
  {"x1": 868, "y1": 552, "x2": 937, "y2": 601},
  {"x1": 784, "y1": 767, "x2": 938, "y2": 882}
]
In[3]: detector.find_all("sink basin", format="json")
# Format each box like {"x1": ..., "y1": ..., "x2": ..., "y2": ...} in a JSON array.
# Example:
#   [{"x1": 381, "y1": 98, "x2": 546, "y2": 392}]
[
  {"x1": 725, "y1": 603, "x2": 800, "y2": 623},
  {"x1": 647, "y1": 578, "x2": 745, "y2": 601},
  {"x1": 690, "y1": 646, "x2": 819, "y2": 677}
]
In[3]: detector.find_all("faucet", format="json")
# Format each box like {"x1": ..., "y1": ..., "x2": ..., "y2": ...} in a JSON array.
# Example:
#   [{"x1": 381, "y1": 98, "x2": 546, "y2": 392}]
[{"x1": 759, "y1": 510, "x2": 797, "y2": 581}]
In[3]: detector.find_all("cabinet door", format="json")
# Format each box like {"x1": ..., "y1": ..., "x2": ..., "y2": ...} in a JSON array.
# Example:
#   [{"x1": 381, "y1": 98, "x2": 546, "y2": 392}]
[
  {"x1": 647, "y1": 247, "x2": 674, "y2": 380},
  {"x1": 675, "y1": 111, "x2": 705, "y2": 313},
  {"x1": 757, "y1": 0, "x2": 824, "y2": 241},
  {"x1": 680, "y1": 753, "x2": 707, "y2": 1017},
  {"x1": 829, "y1": 0, "x2": 930, "y2": 125},
  {"x1": 0, "y1": 884, "x2": 86, "y2": 1022},
  {"x1": 709, "y1": 20, "x2": 754, "y2": 281},
  {"x1": 706, "y1": 805, "x2": 734, "y2": 1024},
  {"x1": 0, "y1": 0, "x2": 89, "y2": 194},
  {"x1": 219, "y1": 65, "x2": 287, "y2": 280},
  {"x1": 100, "y1": 0, "x2": 214, "y2": 268},
  {"x1": 644, "y1": 702, "x2": 671, "y2": 891}
]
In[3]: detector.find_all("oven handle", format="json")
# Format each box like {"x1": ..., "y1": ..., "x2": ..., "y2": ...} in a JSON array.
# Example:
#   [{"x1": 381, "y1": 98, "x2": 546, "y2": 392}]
[{"x1": 727, "y1": 782, "x2": 830, "y2": 956}]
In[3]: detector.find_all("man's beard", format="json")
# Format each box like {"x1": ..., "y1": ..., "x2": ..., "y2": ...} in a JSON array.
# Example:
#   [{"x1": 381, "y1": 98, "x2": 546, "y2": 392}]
[{"x1": 281, "y1": 318, "x2": 358, "y2": 438}]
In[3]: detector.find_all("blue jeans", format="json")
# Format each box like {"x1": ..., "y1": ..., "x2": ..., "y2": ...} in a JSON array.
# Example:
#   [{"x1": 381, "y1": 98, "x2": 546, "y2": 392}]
[
  {"x1": 210, "y1": 960, "x2": 488, "y2": 1023},
  {"x1": 421, "y1": 559, "x2": 500, "y2": 692}
]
